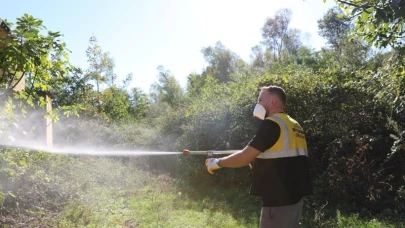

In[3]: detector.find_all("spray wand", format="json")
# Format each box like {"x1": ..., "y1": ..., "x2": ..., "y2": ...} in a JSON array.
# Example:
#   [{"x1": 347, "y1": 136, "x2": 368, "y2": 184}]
[
  {"x1": 182, "y1": 150, "x2": 238, "y2": 157},
  {"x1": 182, "y1": 149, "x2": 253, "y2": 169}
]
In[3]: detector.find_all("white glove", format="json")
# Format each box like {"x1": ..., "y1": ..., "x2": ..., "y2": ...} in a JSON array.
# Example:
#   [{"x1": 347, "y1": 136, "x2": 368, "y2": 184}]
[{"x1": 205, "y1": 158, "x2": 222, "y2": 174}]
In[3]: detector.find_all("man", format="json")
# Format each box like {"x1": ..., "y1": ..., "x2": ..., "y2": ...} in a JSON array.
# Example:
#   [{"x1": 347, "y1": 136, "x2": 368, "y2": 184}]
[{"x1": 203, "y1": 85, "x2": 312, "y2": 228}]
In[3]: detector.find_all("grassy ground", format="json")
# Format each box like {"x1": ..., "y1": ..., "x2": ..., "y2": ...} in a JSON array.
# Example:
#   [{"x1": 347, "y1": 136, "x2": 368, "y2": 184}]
[
  {"x1": 1, "y1": 156, "x2": 404, "y2": 227},
  {"x1": 55, "y1": 174, "x2": 404, "y2": 228}
]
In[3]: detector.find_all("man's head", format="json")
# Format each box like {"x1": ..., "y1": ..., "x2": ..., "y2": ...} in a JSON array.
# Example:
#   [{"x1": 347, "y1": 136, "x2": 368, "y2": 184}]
[{"x1": 258, "y1": 85, "x2": 286, "y2": 117}]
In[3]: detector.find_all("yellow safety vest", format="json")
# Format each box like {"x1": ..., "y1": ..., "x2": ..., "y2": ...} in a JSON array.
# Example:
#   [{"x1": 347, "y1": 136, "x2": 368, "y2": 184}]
[{"x1": 256, "y1": 113, "x2": 308, "y2": 159}]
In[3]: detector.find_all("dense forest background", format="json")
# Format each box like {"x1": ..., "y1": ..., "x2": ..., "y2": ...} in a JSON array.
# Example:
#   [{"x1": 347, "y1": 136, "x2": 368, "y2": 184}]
[{"x1": 0, "y1": 1, "x2": 404, "y2": 227}]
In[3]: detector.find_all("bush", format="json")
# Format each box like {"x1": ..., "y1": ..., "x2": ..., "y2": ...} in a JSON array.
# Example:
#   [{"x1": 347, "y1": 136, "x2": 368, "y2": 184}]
[{"x1": 321, "y1": 132, "x2": 405, "y2": 213}]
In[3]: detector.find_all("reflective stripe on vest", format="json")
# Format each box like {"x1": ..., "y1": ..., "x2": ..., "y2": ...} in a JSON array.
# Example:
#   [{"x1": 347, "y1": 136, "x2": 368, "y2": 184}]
[
  {"x1": 256, "y1": 114, "x2": 308, "y2": 159},
  {"x1": 272, "y1": 115, "x2": 289, "y2": 149},
  {"x1": 256, "y1": 148, "x2": 308, "y2": 159}
]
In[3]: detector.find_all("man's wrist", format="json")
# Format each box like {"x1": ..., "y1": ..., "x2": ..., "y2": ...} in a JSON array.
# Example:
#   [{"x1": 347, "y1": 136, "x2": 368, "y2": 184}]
[{"x1": 216, "y1": 158, "x2": 222, "y2": 168}]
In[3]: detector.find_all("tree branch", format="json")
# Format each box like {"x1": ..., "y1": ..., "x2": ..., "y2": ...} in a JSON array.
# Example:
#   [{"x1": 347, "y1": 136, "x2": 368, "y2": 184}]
[
  {"x1": 7, "y1": 72, "x2": 16, "y2": 89},
  {"x1": 337, "y1": 0, "x2": 361, "y2": 8},
  {"x1": 9, "y1": 72, "x2": 25, "y2": 91},
  {"x1": 0, "y1": 69, "x2": 4, "y2": 85},
  {"x1": 27, "y1": 68, "x2": 39, "y2": 98},
  {"x1": 337, "y1": 0, "x2": 375, "y2": 14}
]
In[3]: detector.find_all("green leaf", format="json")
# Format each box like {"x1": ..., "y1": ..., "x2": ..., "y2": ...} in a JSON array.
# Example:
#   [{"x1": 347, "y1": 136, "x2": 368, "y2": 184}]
[
  {"x1": 19, "y1": 159, "x2": 28, "y2": 167},
  {"x1": 361, "y1": 11, "x2": 369, "y2": 21},
  {"x1": 8, "y1": 192, "x2": 17, "y2": 198},
  {"x1": 390, "y1": 134, "x2": 399, "y2": 140}
]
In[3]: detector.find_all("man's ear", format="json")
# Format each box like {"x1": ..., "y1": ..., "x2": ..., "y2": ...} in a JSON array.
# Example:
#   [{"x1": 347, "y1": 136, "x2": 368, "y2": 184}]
[{"x1": 270, "y1": 96, "x2": 276, "y2": 105}]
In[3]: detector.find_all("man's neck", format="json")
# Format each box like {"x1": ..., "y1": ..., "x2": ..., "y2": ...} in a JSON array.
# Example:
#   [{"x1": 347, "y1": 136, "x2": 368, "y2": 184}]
[{"x1": 269, "y1": 108, "x2": 284, "y2": 116}]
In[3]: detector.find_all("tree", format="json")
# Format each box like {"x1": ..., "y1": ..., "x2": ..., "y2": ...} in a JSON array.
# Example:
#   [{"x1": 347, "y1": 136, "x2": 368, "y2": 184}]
[
  {"x1": 102, "y1": 86, "x2": 131, "y2": 122},
  {"x1": 339, "y1": 38, "x2": 371, "y2": 69},
  {"x1": 0, "y1": 15, "x2": 67, "y2": 92},
  {"x1": 318, "y1": 7, "x2": 351, "y2": 54},
  {"x1": 250, "y1": 45, "x2": 265, "y2": 70},
  {"x1": 150, "y1": 66, "x2": 184, "y2": 108},
  {"x1": 129, "y1": 87, "x2": 149, "y2": 121},
  {"x1": 100, "y1": 72, "x2": 136, "y2": 122},
  {"x1": 49, "y1": 67, "x2": 88, "y2": 107},
  {"x1": 186, "y1": 72, "x2": 206, "y2": 97},
  {"x1": 283, "y1": 28, "x2": 302, "y2": 59},
  {"x1": 85, "y1": 35, "x2": 115, "y2": 113},
  {"x1": 296, "y1": 46, "x2": 318, "y2": 69},
  {"x1": 201, "y1": 41, "x2": 239, "y2": 83},
  {"x1": 0, "y1": 14, "x2": 80, "y2": 118},
  {"x1": 261, "y1": 8, "x2": 301, "y2": 62},
  {"x1": 121, "y1": 73, "x2": 133, "y2": 90},
  {"x1": 328, "y1": 0, "x2": 405, "y2": 159},
  {"x1": 318, "y1": 6, "x2": 372, "y2": 68},
  {"x1": 335, "y1": 0, "x2": 405, "y2": 51}
]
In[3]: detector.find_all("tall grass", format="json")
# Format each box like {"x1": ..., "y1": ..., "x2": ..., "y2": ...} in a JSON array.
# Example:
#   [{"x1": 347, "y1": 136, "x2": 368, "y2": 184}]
[{"x1": 1, "y1": 152, "x2": 404, "y2": 227}]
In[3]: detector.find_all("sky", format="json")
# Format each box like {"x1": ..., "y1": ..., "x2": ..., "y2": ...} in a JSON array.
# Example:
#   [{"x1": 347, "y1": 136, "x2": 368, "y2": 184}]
[{"x1": 3, "y1": 0, "x2": 337, "y2": 93}]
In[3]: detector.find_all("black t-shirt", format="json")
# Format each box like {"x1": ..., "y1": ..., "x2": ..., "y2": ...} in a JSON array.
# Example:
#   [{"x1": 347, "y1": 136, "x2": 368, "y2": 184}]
[
  {"x1": 248, "y1": 117, "x2": 313, "y2": 206},
  {"x1": 248, "y1": 119, "x2": 281, "y2": 152}
]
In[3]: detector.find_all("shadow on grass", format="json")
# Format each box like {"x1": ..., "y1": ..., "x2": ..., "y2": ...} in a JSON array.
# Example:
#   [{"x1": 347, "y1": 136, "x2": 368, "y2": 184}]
[
  {"x1": 174, "y1": 182, "x2": 262, "y2": 227},
  {"x1": 176, "y1": 182, "x2": 405, "y2": 228}
]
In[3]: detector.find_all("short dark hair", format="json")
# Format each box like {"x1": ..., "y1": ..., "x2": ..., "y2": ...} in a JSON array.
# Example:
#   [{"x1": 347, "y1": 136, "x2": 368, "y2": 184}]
[{"x1": 262, "y1": 85, "x2": 286, "y2": 105}]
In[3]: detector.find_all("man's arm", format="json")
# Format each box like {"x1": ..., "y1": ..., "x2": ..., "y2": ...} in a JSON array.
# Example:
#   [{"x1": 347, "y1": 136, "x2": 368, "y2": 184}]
[
  {"x1": 218, "y1": 145, "x2": 261, "y2": 168},
  {"x1": 204, "y1": 119, "x2": 280, "y2": 174}
]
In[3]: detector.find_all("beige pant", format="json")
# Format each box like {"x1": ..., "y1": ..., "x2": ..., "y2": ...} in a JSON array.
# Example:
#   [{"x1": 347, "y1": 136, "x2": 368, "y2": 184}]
[{"x1": 259, "y1": 199, "x2": 303, "y2": 228}]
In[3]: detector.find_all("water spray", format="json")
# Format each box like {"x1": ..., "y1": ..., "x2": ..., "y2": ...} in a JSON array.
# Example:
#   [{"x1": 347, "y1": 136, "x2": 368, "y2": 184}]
[{"x1": 0, "y1": 142, "x2": 239, "y2": 157}]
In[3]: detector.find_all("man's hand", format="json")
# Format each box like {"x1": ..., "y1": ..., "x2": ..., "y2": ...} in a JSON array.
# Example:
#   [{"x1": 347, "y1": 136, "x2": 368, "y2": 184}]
[{"x1": 205, "y1": 158, "x2": 222, "y2": 174}]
